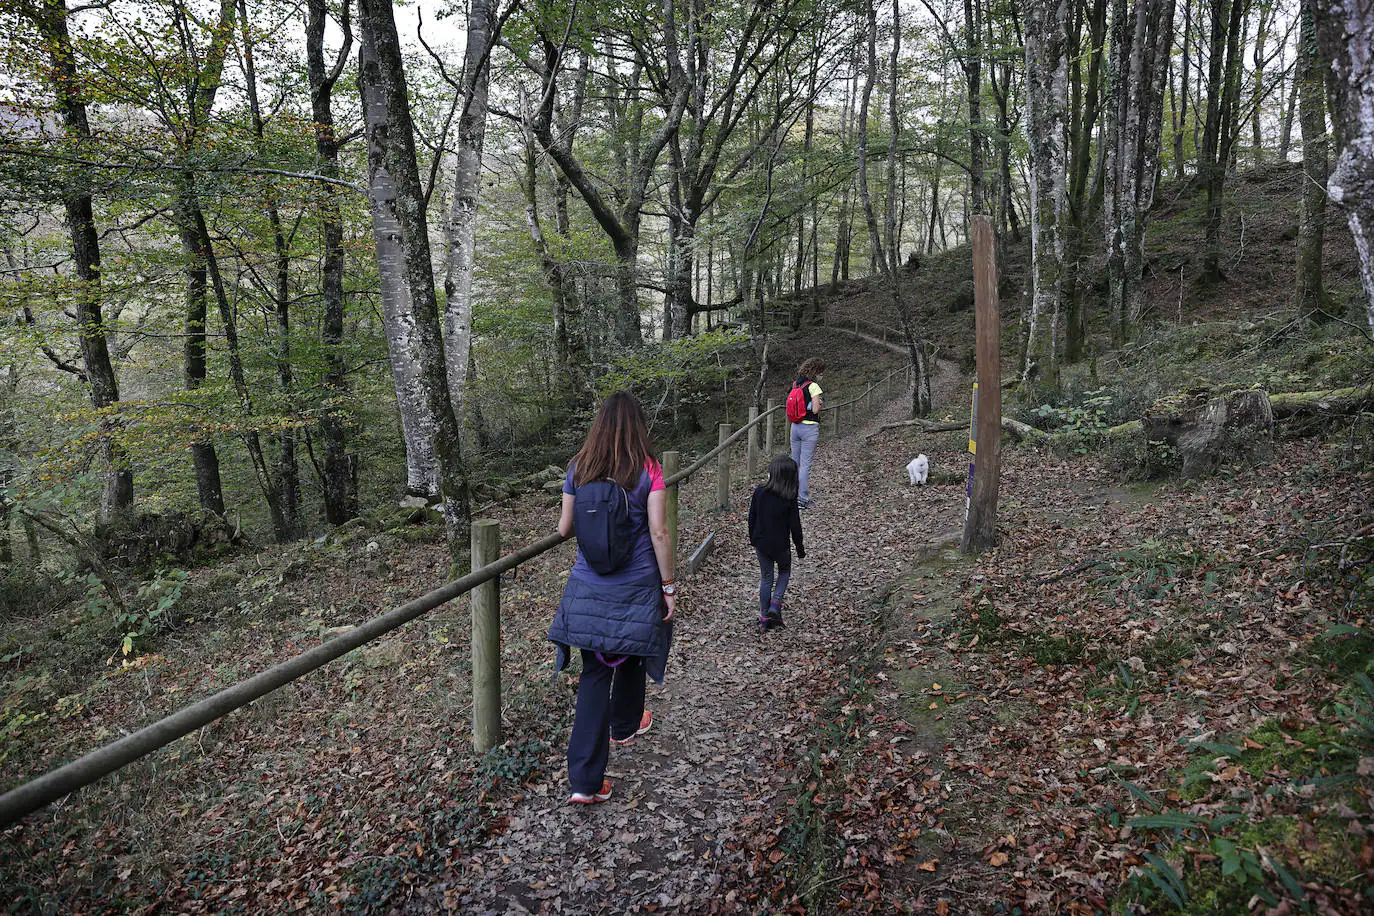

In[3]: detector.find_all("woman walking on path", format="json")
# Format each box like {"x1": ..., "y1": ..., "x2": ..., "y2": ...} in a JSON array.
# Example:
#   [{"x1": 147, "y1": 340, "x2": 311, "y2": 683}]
[
  {"x1": 749, "y1": 456, "x2": 805, "y2": 632},
  {"x1": 549, "y1": 392, "x2": 677, "y2": 804},
  {"x1": 788, "y1": 358, "x2": 825, "y2": 507}
]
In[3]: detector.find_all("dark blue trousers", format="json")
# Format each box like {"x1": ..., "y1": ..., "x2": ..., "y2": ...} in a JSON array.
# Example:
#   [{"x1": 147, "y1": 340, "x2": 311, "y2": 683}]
[{"x1": 567, "y1": 649, "x2": 647, "y2": 794}]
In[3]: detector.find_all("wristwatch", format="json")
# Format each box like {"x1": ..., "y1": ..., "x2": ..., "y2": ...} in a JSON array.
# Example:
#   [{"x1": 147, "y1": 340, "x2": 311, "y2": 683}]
[{"x1": 661, "y1": 582, "x2": 677, "y2": 596}]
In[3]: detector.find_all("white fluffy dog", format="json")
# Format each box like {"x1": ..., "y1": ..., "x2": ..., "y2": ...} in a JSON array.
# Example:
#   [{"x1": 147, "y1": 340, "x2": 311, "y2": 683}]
[{"x1": 906, "y1": 454, "x2": 929, "y2": 485}]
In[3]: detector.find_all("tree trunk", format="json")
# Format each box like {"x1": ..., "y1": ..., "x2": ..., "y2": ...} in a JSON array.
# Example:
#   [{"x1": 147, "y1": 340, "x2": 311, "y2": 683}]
[
  {"x1": 306, "y1": 0, "x2": 356, "y2": 524},
  {"x1": 192, "y1": 204, "x2": 292, "y2": 541},
  {"x1": 1313, "y1": 0, "x2": 1374, "y2": 333},
  {"x1": 833, "y1": 70, "x2": 856, "y2": 289},
  {"x1": 858, "y1": 0, "x2": 931, "y2": 417},
  {"x1": 1022, "y1": 0, "x2": 1071, "y2": 388},
  {"x1": 1295, "y1": 0, "x2": 1327, "y2": 320},
  {"x1": 1277, "y1": 64, "x2": 1300, "y2": 159},
  {"x1": 1250, "y1": 0, "x2": 1270, "y2": 164},
  {"x1": 441, "y1": 0, "x2": 496, "y2": 419},
  {"x1": 1065, "y1": 0, "x2": 1107, "y2": 361},
  {"x1": 0, "y1": 366, "x2": 17, "y2": 564},
  {"x1": 175, "y1": 194, "x2": 226, "y2": 516},
  {"x1": 1175, "y1": 0, "x2": 1191, "y2": 177},
  {"x1": 358, "y1": 42, "x2": 440, "y2": 498},
  {"x1": 1201, "y1": 0, "x2": 1251, "y2": 282},
  {"x1": 240, "y1": 0, "x2": 300, "y2": 539},
  {"x1": 990, "y1": 54, "x2": 1022, "y2": 242},
  {"x1": 358, "y1": 0, "x2": 471, "y2": 565},
  {"x1": 519, "y1": 95, "x2": 587, "y2": 400},
  {"x1": 1126, "y1": 0, "x2": 1180, "y2": 329},
  {"x1": 965, "y1": 0, "x2": 986, "y2": 214},
  {"x1": 28, "y1": 0, "x2": 133, "y2": 522}
]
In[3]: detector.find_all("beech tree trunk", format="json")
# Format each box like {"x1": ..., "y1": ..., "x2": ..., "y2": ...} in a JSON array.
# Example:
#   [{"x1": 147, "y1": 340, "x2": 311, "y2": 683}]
[
  {"x1": 175, "y1": 196, "x2": 226, "y2": 516},
  {"x1": 965, "y1": 0, "x2": 986, "y2": 214},
  {"x1": 193, "y1": 205, "x2": 292, "y2": 541},
  {"x1": 1200, "y1": 0, "x2": 1251, "y2": 282},
  {"x1": 1022, "y1": 0, "x2": 1071, "y2": 387},
  {"x1": 1295, "y1": 0, "x2": 1327, "y2": 320},
  {"x1": 858, "y1": 0, "x2": 931, "y2": 417},
  {"x1": 359, "y1": 36, "x2": 440, "y2": 498},
  {"x1": 358, "y1": 0, "x2": 471, "y2": 562},
  {"x1": 240, "y1": 0, "x2": 300, "y2": 539},
  {"x1": 1277, "y1": 66, "x2": 1299, "y2": 159},
  {"x1": 1313, "y1": 0, "x2": 1374, "y2": 333},
  {"x1": 1126, "y1": 0, "x2": 1178, "y2": 330},
  {"x1": 441, "y1": 0, "x2": 496, "y2": 417},
  {"x1": 167, "y1": 0, "x2": 236, "y2": 518},
  {"x1": 27, "y1": 0, "x2": 133, "y2": 522},
  {"x1": 1064, "y1": 0, "x2": 1107, "y2": 361},
  {"x1": 306, "y1": 0, "x2": 356, "y2": 524},
  {"x1": 1250, "y1": 0, "x2": 1270, "y2": 164}
]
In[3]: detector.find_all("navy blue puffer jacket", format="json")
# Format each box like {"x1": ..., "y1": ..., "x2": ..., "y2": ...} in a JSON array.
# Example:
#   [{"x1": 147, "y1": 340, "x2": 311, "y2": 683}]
[{"x1": 548, "y1": 573, "x2": 673, "y2": 684}]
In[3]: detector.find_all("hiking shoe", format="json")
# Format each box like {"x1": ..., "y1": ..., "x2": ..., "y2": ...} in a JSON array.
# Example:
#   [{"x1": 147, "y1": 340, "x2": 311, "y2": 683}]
[
  {"x1": 610, "y1": 710, "x2": 653, "y2": 747},
  {"x1": 765, "y1": 602, "x2": 786, "y2": 630},
  {"x1": 568, "y1": 780, "x2": 612, "y2": 804}
]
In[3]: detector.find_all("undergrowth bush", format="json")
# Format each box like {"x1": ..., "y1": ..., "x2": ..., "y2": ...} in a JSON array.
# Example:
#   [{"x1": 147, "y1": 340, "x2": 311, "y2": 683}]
[{"x1": 0, "y1": 566, "x2": 77, "y2": 617}]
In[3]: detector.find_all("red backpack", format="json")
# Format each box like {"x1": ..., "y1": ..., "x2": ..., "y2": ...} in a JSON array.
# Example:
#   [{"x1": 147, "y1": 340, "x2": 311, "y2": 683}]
[{"x1": 785, "y1": 378, "x2": 813, "y2": 423}]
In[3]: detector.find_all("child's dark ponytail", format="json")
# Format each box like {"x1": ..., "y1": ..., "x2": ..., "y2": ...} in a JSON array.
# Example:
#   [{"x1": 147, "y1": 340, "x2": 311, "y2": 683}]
[{"x1": 764, "y1": 455, "x2": 800, "y2": 502}]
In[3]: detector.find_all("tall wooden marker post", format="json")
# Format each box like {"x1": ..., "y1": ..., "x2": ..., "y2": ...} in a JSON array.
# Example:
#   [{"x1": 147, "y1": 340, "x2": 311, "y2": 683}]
[{"x1": 961, "y1": 216, "x2": 1002, "y2": 554}]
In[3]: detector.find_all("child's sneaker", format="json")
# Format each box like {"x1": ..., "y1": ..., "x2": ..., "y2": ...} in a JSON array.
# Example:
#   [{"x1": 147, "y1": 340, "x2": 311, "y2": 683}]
[
  {"x1": 610, "y1": 710, "x2": 653, "y2": 747},
  {"x1": 568, "y1": 780, "x2": 613, "y2": 804}
]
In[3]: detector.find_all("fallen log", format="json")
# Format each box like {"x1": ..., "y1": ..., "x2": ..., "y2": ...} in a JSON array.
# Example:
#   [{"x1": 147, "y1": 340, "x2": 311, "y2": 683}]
[
  {"x1": 871, "y1": 417, "x2": 966, "y2": 435},
  {"x1": 1268, "y1": 385, "x2": 1370, "y2": 418}
]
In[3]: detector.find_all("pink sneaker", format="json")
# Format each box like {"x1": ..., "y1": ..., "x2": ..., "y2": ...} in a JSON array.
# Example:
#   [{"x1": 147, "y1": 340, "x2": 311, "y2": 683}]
[
  {"x1": 610, "y1": 710, "x2": 653, "y2": 747},
  {"x1": 568, "y1": 780, "x2": 612, "y2": 804}
]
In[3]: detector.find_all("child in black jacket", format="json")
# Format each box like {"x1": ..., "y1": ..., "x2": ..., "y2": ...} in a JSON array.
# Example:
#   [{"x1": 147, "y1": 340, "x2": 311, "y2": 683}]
[{"x1": 748, "y1": 456, "x2": 805, "y2": 631}]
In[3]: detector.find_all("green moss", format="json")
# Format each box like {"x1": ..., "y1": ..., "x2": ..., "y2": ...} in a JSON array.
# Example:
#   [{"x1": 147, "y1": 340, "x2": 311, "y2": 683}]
[
  {"x1": 1029, "y1": 633, "x2": 1089, "y2": 666},
  {"x1": 1239, "y1": 721, "x2": 1349, "y2": 777},
  {"x1": 387, "y1": 523, "x2": 444, "y2": 543}
]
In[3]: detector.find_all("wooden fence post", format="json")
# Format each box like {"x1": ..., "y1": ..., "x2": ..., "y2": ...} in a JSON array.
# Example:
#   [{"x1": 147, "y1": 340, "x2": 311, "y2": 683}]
[
  {"x1": 747, "y1": 406, "x2": 760, "y2": 478},
  {"x1": 765, "y1": 398, "x2": 778, "y2": 457},
  {"x1": 662, "y1": 450, "x2": 679, "y2": 556},
  {"x1": 864, "y1": 386, "x2": 872, "y2": 416},
  {"x1": 717, "y1": 423, "x2": 731, "y2": 509},
  {"x1": 961, "y1": 215, "x2": 1003, "y2": 555},
  {"x1": 471, "y1": 519, "x2": 502, "y2": 753},
  {"x1": 828, "y1": 404, "x2": 839, "y2": 436}
]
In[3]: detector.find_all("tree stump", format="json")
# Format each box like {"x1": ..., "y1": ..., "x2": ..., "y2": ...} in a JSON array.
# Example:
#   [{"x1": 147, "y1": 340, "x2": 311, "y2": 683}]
[
  {"x1": 1141, "y1": 389, "x2": 1274, "y2": 478},
  {"x1": 96, "y1": 510, "x2": 241, "y2": 568}
]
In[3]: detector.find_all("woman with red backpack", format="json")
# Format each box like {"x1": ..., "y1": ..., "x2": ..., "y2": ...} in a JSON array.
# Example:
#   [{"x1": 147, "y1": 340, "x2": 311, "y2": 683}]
[
  {"x1": 549, "y1": 392, "x2": 676, "y2": 804},
  {"x1": 786, "y1": 358, "x2": 825, "y2": 508}
]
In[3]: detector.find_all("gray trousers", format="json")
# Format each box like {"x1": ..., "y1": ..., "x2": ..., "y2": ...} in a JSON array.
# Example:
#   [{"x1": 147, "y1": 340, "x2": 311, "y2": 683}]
[{"x1": 789, "y1": 421, "x2": 820, "y2": 503}]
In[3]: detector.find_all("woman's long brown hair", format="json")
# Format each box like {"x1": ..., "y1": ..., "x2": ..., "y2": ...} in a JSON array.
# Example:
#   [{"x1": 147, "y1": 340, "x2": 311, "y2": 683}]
[{"x1": 571, "y1": 391, "x2": 657, "y2": 488}]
